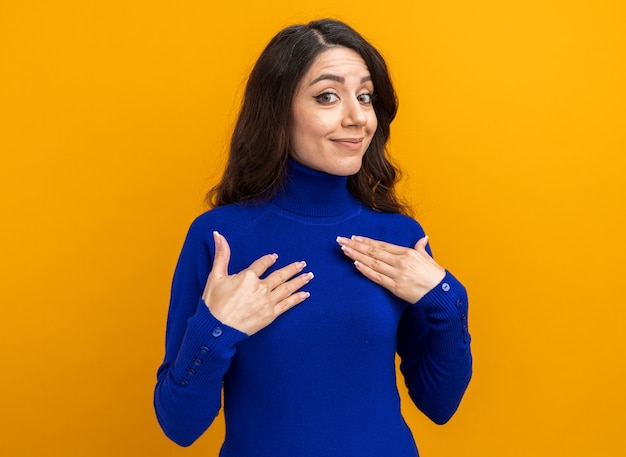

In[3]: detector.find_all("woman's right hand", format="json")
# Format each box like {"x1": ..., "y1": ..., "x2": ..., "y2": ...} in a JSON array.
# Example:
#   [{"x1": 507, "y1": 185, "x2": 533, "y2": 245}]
[{"x1": 201, "y1": 231, "x2": 313, "y2": 335}]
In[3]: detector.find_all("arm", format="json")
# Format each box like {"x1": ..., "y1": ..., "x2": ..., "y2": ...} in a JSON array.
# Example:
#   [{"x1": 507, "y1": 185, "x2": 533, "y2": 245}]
[
  {"x1": 336, "y1": 234, "x2": 472, "y2": 423},
  {"x1": 154, "y1": 303, "x2": 249, "y2": 446},
  {"x1": 153, "y1": 222, "x2": 248, "y2": 447},
  {"x1": 396, "y1": 272, "x2": 472, "y2": 424},
  {"x1": 155, "y1": 227, "x2": 313, "y2": 446}
]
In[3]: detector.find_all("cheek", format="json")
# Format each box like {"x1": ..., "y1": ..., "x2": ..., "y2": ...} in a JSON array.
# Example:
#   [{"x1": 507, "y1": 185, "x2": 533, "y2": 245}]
[
  {"x1": 364, "y1": 115, "x2": 378, "y2": 149},
  {"x1": 297, "y1": 116, "x2": 331, "y2": 141},
  {"x1": 368, "y1": 112, "x2": 378, "y2": 133},
  {"x1": 291, "y1": 116, "x2": 309, "y2": 143},
  {"x1": 291, "y1": 118, "x2": 323, "y2": 159}
]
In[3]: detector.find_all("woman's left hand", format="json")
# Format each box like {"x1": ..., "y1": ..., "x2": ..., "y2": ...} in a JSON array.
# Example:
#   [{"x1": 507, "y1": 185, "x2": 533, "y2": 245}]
[{"x1": 336, "y1": 235, "x2": 446, "y2": 304}]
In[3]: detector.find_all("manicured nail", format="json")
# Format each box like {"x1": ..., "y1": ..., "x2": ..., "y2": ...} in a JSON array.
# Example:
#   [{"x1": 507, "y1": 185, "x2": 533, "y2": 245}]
[
  {"x1": 213, "y1": 231, "x2": 221, "y2": 246},
  {"x1": 336, "y1": 236, "x2": 348, "y2": 244},
  {"x1": 341, "y1": 245, "x2": 353, "y2": 254},
  {"x1": 351, "y1": 235, "x2": 364, "y2": 242}
]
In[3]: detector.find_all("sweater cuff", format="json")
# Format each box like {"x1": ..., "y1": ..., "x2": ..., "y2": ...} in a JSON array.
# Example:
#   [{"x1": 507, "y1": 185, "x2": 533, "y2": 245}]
[
  {"x1": 418, "y1": 270, "x2": 471, "y2": 352},
  {"x1": 171, "y1": 299, "x2": 248, "y2": 391}
]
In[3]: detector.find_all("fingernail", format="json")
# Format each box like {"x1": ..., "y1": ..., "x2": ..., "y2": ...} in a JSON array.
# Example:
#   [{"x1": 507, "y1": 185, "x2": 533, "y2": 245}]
[
  {"x1": 299, "y1": 261, "x2": 307, "y2": 268},
  {"x1": 305, "y1": 272, "x2": 314, "y2": 280},
  {"x1": 336, "y1": 236, "x2": 348, "y2": 244},
  {"x1": 351, "y1": 235, "x2": 363, "y2": 242},
  {"x1": 213, "y1": 231, "x2": 221, "y2": 246},
  {"x1": 341, "y1": 245, "x2": 353, "y2": 254}
]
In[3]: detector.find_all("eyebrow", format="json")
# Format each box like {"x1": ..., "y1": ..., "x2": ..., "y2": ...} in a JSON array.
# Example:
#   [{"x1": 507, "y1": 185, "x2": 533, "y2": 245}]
[{"x1": 308, "y1": 74, "x2": 372, "y2": 86}]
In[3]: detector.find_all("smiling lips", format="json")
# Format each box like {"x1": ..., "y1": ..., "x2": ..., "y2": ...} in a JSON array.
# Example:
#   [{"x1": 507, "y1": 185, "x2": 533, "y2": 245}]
[{"x1": 331, "y1": 137, "x2": 364, "y2": 151}]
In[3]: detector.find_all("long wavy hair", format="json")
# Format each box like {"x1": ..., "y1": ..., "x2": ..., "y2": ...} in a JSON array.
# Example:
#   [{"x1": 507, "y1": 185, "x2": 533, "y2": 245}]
[{"x1": 208, "y1": 18, "x2": 409, "y2": 214}]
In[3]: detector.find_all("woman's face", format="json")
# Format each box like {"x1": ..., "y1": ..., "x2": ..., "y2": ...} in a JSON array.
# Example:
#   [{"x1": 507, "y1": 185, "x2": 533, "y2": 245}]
[{"x1": 290, "y1": 47, "x2": 378, "y2": 176}]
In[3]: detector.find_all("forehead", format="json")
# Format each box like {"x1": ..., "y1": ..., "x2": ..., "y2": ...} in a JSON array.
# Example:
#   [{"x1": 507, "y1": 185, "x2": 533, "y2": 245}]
[{"x1": 301, "y1": 47, "x2": 371, "y2": 83}]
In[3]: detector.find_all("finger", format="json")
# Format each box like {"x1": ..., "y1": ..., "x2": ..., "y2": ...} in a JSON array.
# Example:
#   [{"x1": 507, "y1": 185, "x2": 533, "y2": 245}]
[
  {"x1": 337, "y1": 235, "x2": 406, "y2": 259},
  {"x1": 264, "y1": 260, "x2": 307, "y2": 290},
  {"x1": 337, "y1": 236, "x2": 399, "y2": 270},
  {"x1": 247, "y1": 252, "x2": 279, "y2": 278},
  {"x1": 351, "y1": 235, "x2": 409, "y2": 255},
  {"x1": 210, "y1": 231, "x2": 231, "y2": 279},
  {"x1": 270, "y1": 271, "x2": 314, "y2": 301},
  {"x1": 343, "y1": 245, "x2": 397, "y2": 278},
  {"x1": 353, "y1": 259, "x2": 396, "y2": 290},
  {"x1": 274, "y1": 290, "x2": 311, "y2": 315},
  {"x1": 413, "y1": 235, "x2": 429, "y2": 251}
]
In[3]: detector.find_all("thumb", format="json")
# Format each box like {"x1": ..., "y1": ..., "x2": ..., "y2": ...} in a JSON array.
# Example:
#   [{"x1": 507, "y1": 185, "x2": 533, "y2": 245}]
[
  {"x1": 210, "y1": 231, "x2": 231, "y2": 279},
  {"x1": 414, "y1": 235, "x2": 429, "y2": 251}
]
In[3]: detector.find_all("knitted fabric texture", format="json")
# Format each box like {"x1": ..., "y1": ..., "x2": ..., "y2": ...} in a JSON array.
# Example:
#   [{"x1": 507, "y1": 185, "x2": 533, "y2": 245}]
[{"x1": 154, "y1": 159, "x2": 472, "y2": 456}]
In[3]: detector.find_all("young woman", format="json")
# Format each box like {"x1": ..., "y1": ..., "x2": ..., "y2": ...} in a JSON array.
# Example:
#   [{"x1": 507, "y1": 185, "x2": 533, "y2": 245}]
[{"x1": 154, "y1": 18, "x2": 472, "y2": 456}]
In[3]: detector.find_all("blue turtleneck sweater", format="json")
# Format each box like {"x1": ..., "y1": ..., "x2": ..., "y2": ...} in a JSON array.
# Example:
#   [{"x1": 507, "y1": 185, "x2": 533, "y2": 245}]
[{"x1": 154, "y1": 160, "x2": 472, "y2": 456}]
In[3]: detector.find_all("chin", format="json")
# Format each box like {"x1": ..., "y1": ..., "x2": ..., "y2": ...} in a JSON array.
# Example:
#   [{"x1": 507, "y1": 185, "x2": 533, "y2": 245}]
[
  {"x1": 329, "y1": 161, "x2": 363, "y2": 176},
  {"x1": 336, "y1": 154, "x2": 366, "y2": 175}
]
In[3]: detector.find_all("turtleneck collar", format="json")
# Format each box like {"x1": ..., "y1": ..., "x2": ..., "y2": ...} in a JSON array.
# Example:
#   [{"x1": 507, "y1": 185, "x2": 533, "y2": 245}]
[{"x1": 269, "y1": 159, "x2": 361, "y2": 220}]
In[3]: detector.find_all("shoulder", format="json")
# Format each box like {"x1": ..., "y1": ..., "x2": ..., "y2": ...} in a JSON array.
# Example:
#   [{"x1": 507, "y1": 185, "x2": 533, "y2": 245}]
[
  {"x1": 190, "y1": 204, "x2": 240, "y2": 227},
  {"x1": 355, "y1": 208, "x2": 426, "y2": 248},
  {"x1": 362, "y1": 208, "x2": 424, "y2": 232},
  {"x1": 187, "y1": 202, "x2": 269, "y2": 238}
]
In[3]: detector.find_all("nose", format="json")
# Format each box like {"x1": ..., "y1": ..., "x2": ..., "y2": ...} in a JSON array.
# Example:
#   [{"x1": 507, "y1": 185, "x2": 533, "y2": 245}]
[{"x1": 341, "y1": 98, "x2": 368, "y2": 128}]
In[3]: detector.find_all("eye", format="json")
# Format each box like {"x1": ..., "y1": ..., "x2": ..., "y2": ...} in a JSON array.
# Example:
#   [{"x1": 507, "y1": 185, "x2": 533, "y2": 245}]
[
  {"x1": 357, "y1": 93, "x2": 375, "y2": 105},
  {"x1": 314, "y1": 92, "x2": 339, "y2": 104}
]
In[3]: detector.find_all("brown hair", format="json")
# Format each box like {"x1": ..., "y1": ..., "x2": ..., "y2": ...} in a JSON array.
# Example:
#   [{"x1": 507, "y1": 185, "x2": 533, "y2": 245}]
[{"x1": 208, "y1": 18, "x2": 409, "y2": 214}]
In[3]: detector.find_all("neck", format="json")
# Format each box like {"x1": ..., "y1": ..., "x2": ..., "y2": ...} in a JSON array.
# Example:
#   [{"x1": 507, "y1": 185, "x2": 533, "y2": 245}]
[{"x1": 270, "y1": 159, "x2": 359, "y2": 218}]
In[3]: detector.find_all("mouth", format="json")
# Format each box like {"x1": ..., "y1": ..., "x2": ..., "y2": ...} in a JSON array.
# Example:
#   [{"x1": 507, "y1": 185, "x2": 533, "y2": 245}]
[{"x1": 330, "y1": 138, "x2": 364, "y2": 151}]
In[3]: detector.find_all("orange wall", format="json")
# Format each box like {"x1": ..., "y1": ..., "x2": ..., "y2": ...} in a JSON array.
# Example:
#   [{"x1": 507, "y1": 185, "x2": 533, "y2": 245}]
[{"x1": 1, "y1": 1, "x2": 625, "y2": 456}]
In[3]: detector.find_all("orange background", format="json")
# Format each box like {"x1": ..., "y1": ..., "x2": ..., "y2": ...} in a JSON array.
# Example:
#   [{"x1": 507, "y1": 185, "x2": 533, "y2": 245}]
[{"x1": 1, "y1": 1, "x2": 625, "y2": 456}]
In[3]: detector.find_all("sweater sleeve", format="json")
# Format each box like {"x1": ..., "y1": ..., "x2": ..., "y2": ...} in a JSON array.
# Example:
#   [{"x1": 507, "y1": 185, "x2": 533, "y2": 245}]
[
  {"x1": 396, "y1": 270, "x2": 472, "y2": 425},
  {"x1": 153, "y1": 218, "x2": 248, "y2": 447}
]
